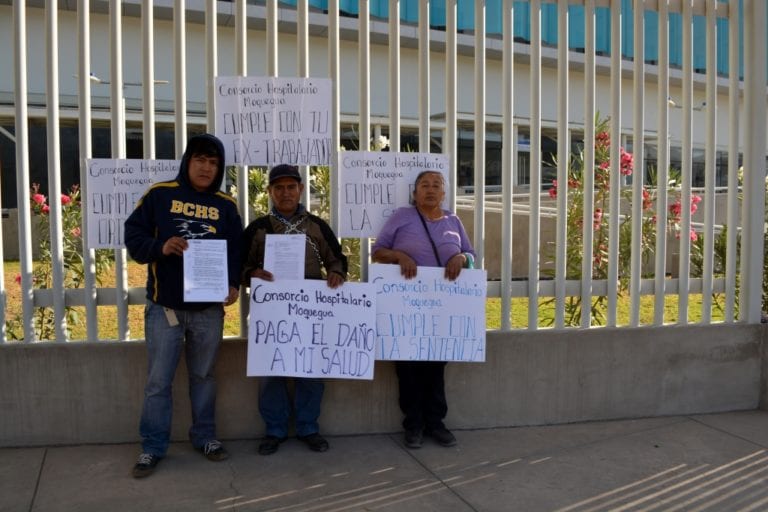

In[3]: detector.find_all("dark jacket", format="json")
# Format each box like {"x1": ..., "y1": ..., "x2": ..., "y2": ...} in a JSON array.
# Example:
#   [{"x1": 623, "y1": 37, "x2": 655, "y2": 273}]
[
  {"x1": 241, "y1": 206, "x2": 347, "y2": 284},
  {"x1": 124, "y1": 133, "x2": 243, "y2": 310}
]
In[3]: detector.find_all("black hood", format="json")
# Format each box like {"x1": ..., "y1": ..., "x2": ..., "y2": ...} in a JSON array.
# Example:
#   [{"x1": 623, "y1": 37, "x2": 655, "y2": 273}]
[{"x1": 177, "y1": 133, "x2": 226, "y2": 193}]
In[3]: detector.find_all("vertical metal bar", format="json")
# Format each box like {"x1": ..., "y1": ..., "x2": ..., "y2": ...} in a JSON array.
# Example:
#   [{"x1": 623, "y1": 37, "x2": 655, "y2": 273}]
[
  {"x1": 554, "y1": 0, "x2": 568, "y2": 329},
  {"x1": 444, "y1": 0, "x2": 455, "y2": 210},
  {"x1": 473, "y1": 0, "x2": 486, "y2": 270},
  {"x1": 174, "y1": 0, "x2": 187, "y2": 151},
  {"x1": 329, "y1": 1, "x2": 340, "y2": 235},
  {"x1": 528, "y1": 0, "x2": 542, "y2": 330},
  {"x1": 142, "y1": 0, "x2": 156, "y2": 339},
  {"x1": 678, "y1": 0, "x2": 693, "y2": 325},
  {"x1": 501, "y1": 0, "x2": 514, "y2": 331},
  {"x1": 391, "y1": 0, "x2": 402, "y2": 153},
  {"x1": 14, "y1": 0, "x2": 35, "y2": 342},
  {"x1": 46, "y1": 0, "x2": 67, "y2": 341},
  {"x1": 418, "y1": 0, "x2": 430, "y2": 153},
  {"x1": 359, "y1": 0, "x2": 371, "y2": 283},
  {"x1": 654, "y1": 0, "x2": 670, "y2": 326},
  {"x1": 700, "y1": 0, "x2": 717, "y2": 323},
  {"x1": 298, "y1": 0, "x2": 311, "y2": 208},
  {"x1": 143, "y1": 0, "x2": 156, "y2": 157},
  {"x1": 740, "y1": 0, "x2": 767, "y2": 324},
  {"x1": 206, "y1": 0, "x2": 217, "y2": 133},
  {"x1": 725, "y1": 0, "x2": 739, "y2": 322},
  {"x1": 79, "y1": 0, "x2": 98, "y2": 341},
  {"x1": 236, "y1": 0, "x2": 249, "y2": 339},
  {"x1": 111, "y1": 0, "x2": 129, "y2": 340},
  {"x1": 607, "y1": 0, "x2": 621, "y2": 327},
  {"x1": 267, "y1": 0, "x2": 278, "y2": 76},
  {"x1": 581, "y1": 0, "x2": 596, "y2": 329},
  {"x1": 629, "y1": 0, "x2": 644, "y2": 327}
]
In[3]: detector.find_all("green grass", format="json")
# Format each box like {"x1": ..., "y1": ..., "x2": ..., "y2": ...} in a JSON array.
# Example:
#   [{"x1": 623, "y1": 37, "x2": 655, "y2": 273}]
[{"x1": 3, "y1": 260, "x2": 727, "y2": 341}]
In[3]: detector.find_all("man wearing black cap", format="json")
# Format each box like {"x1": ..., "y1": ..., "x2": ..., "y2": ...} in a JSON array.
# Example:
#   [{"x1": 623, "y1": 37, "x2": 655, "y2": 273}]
[
  {"x1": 125, "y1": 134, "x2": 242, "y2": 477},
  {"x1": 242, "y1": 164, "x2": 347, "y2": 455}
]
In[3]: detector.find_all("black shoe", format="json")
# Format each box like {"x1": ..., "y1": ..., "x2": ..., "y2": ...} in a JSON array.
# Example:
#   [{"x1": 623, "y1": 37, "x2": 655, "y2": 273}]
[
  {"x1": 298, "y1": 433, "x2": 329, "y2": 452},
  {"x1": 132, "y1": 453, "x2": 160, "y2": 478},
  {"x1": 426, "y1": 428, "x2": 457, "y2": 447},
  {"x1": 258, "y1": 435, "x2": 285, "y2": 456},
  {"x1": 199, "y1": 440, "x2": 229, "y2": 461},
  {"x1": 404, "y1": 429, "x2": 423, "y2": 449}
]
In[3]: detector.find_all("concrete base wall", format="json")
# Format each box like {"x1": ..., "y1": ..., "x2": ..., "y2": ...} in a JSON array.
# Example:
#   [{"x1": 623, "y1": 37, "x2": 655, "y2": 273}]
[{"x1": 0, "y1": 323, "x2": 764, "y2": 447}]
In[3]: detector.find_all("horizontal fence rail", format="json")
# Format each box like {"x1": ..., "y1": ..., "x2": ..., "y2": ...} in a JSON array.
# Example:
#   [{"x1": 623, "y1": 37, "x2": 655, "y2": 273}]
[{"x1": 1, "y1": 0, "x2": 766, "y2": 342}]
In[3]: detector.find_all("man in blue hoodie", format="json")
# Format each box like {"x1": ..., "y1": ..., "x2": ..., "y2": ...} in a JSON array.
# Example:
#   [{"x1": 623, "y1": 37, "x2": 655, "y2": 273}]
[{"x1": 125, "y1": 134, "x2": 242, "y2": 478}]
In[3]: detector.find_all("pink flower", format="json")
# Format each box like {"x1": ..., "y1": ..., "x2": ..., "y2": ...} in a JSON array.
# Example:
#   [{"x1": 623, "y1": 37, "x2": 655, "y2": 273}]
[
  {"x1": 598, "y1": 161, "x2": 609, "y2": 170},
  {"x1": 690, "y1": 229, "x2": 698, "y2": 241},
  {"x1": 70, "y1": 227, "x2": 81, "y2": 237},
  {"x1": 41, "y1": 204, "x2": 50, "y2": 214},
  {"x1": 593, "y1": 208, "x2": 603, "y2": 229},
  {"x1": 32, "y1": 193, "x2": 46, "y2": 205},
  {"x1": 548, "y1": 180, "x2": 557, "y2": 199},
  {"x1": 690, "y1": 195, "x2": 702, "y2": 214},
  {"x1": 619, "y1": 148, "x2": 634, "y2": 176},
  {"x1": 642, "y1": 188, "x2": 653, "y2": 211},
  {"x1": 61, "y1": 194, "x2": 71, "y2": 205},
  {"x1": 596, "y1": 131, "x2": 610, "y2": 150},
  {"x1": 14, "y1": 273, "x2": 21, "y2": 285}
]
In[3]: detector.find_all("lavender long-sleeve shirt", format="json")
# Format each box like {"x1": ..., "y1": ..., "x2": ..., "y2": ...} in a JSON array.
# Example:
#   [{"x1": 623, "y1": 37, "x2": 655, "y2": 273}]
[{"x1": 371, "y1": 206, "x2": 475, "y2": 267}]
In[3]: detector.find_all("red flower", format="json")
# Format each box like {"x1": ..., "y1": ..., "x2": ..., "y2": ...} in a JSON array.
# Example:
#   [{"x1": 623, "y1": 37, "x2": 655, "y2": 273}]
[
  {"x1": 548, "y1": 180, "x2": 557, "y2": 199},
  {"x1": 41, "y1": 204, "x2": 50, "y2": 214},
  {"x1": 593, "y1": 208, "x2": 603, "y2": 229},
  {"x1": 61, "y1": 194, "x2": 71, "y2": 205},
  {"x1": 32, "y1": 193, "x2": 46, "y2": 205},
  {"x1": 14, "y1": 273, "x2": 21, "y2": 285}
]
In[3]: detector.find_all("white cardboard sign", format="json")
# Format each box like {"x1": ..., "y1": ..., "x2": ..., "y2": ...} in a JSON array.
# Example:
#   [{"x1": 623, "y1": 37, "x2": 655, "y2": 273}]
[
  {"x1": 86, "y1": 158, "x2": 179, "y2": 248},
  {"x1": 336, "y1": 151, "x2": 450, "y2": 238},
  {"x1": 371, "y1": 264, "x2": 487, "y2": 362},
  {"x1": 247, "y1": 279, "x2": 377, "y2": 380},
  {"x1": 214, "y1": 76, "x2": 332, "y2": 167}
]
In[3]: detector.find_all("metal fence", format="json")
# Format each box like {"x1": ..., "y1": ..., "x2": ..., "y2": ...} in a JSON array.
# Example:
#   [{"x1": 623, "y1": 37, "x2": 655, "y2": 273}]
[{"x1": 2, "y1": 0, "x2": 767, "y2": 342}]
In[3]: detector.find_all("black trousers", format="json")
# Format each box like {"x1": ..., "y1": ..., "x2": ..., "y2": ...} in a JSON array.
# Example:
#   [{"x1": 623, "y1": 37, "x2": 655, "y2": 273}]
[{"x1": 395, "y1": 361, "x2": 448, "y2": 432}]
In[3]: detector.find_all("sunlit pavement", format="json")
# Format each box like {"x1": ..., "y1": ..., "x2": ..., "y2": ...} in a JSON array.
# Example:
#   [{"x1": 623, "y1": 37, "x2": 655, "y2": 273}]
[{"x1": 3, "y1": 411, "x2": 768, "y2": 512}]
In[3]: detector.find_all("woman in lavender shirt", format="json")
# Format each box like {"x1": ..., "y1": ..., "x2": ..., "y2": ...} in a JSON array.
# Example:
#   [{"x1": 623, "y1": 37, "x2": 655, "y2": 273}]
[{"x1": 372, "y1": 170, "x2": 475, "y2": 449}]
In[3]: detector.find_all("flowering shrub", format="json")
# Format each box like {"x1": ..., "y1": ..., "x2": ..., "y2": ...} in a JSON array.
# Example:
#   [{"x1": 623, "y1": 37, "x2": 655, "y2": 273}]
[
  {"x1": 6, "y1": 184, "x2": 113, "y2": 340},
  {"x1": 544, "y1": 115, "x2": 701, "y2": 325}
]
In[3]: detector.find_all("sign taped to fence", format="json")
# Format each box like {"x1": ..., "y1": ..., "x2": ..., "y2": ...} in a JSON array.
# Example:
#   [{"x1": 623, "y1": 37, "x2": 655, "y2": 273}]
[
  {"x1": 247, "y1": 279, "x2": 377, "y2": 380},
  {"x1": 85, "y1": 158, "x2": 179, "y2": 248},
  {"x1": 371, "y1": 263, "x2": 486, "y2": 362},
  {"x1": 336, "y1": 151, "x2": 450, "y2": 238},
  {"x1": 214, "y1": 76, "x2": 332, "y2": 167}
]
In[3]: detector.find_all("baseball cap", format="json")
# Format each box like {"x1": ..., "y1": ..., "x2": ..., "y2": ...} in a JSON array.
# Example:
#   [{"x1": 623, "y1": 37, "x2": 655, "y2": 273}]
[{"x1": 268, "y1": 164, "x2": 302, "y2": 184}]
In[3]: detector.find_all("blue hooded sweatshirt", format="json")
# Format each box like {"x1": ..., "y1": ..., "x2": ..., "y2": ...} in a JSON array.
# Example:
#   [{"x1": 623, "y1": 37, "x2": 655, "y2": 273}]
[{"x1": 124, "y1": 133, "x2": 243, "y2": 310}]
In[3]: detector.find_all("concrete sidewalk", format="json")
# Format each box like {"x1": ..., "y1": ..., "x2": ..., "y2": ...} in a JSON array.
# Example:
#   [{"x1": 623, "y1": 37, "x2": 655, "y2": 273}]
[{"x1": 3, "y1": 411, "x2": 768, "y2": 512}]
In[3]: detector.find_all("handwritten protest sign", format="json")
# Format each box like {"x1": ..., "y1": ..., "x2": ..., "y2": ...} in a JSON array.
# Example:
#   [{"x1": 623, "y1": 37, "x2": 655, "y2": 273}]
[
  {"x1": 214, "y1": 76, "x2": 332, "y2": 167},
  {"x1": 247, "y1": 279, "x2": 377, "y2": 380},
  {"x1": 85, "y1": 159, "x2": 179, "y2": 248},
  {"x1": 371, "y1": 264, "x2": 486, "y2": 362},
  {"x1": 337, "y1": 151, "x2": 450, "y2": 238}
]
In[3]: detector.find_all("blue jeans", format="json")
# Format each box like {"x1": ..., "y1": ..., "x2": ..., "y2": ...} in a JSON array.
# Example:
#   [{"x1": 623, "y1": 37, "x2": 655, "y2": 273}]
[
  {"x1": 259, "y1": 377, "x2": 324, "y2": 438},
  {"x1": 139, "y1": 301, "x2": 224, "y2": 457}
]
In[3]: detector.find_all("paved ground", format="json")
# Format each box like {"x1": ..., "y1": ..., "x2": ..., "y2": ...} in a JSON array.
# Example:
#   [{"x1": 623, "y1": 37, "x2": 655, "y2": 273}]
[{"x1": 3, "y1": 411, "x2": 768, "y2": 511}]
